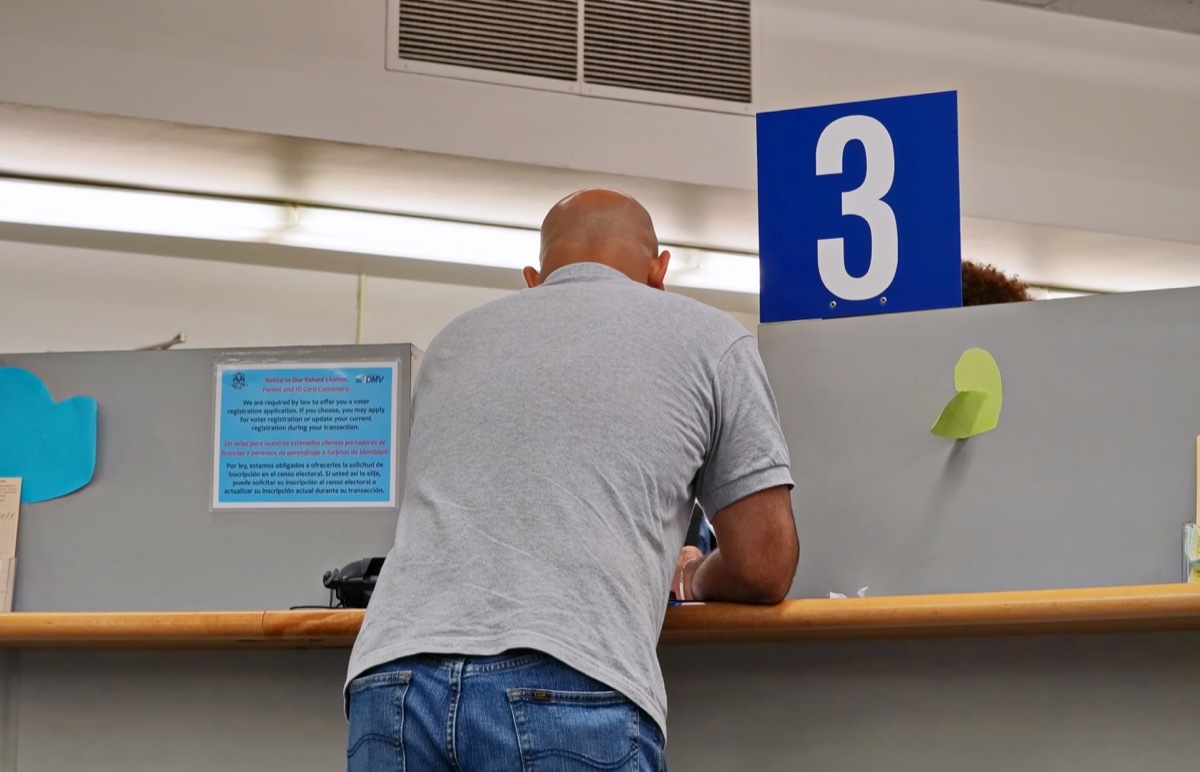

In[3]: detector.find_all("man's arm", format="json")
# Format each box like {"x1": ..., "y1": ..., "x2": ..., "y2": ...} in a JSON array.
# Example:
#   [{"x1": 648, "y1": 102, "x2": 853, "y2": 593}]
[{"x1": 679, "y1": 485, "x2": 797, "y2": 604}]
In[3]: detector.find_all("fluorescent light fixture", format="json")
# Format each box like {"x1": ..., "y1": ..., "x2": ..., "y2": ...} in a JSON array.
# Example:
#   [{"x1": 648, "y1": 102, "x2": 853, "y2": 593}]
[
  {"x1": 282, "y1": 208, "x2": 540, "y2": 271},
  {"x1": 1047, "y1": 290, "x2": 1092, "y2": 299},
  {"x1": 1022, "y1": 285, "x2": 1099, "y2": 300},
  {"x1": 666, "y1": 247, "x2": 760, "y2": 295},
  {"x1": 0, "y1": 177, "x2": 760, "y2": 295},
  {"x1": 283, "y1": 209, "x2": 760, "y2": 293},
  {"x1": 0, "y1": 178, "x2": 286, "y2": 242}
]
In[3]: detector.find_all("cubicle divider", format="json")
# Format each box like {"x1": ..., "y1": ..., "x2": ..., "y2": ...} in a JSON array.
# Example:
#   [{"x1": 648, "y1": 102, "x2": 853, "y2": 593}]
[
  {"x1": 760, "y1": 286, "x2": 1200, "y2": 598},
  {"x1": 3, "y1": 297, "x2": 1200, "y2": 770},
  {"x1": 0, "y1": 344, "x2": 419, "y2": 611}
]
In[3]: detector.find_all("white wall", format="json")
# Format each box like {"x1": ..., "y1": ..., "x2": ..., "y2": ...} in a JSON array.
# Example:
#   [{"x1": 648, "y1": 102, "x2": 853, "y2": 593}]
[
  {"x1": 1, "y1": 0, "x2": 1197, "y2": 247},
  {"x1": 758, "y1": 1, "x2": 1200, "y2": 247},
  {"x1": 0, "y1": 241, "x2": 754, "y2": 354},
  {"x1": 0, "y1": 241, "x2": 497, "y2": 354},
  {"x1": 0, "y1": 242, "x2": 357, "y2": 353}
]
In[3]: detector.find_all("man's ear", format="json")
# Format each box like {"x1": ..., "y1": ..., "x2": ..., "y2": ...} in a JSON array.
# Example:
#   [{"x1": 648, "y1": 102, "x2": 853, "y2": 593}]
[
  {"x1": 648, "y1": 250, "x2": 670, "y2": 291},
  {"x1": 522, "y1": 266, "x2": 542, "y2": 288}
]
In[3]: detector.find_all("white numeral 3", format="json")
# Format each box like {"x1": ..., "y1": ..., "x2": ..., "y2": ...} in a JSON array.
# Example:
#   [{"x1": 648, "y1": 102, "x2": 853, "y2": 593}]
[{"x1": 815, "y1": 115, "x2": 898, "y2": 301}]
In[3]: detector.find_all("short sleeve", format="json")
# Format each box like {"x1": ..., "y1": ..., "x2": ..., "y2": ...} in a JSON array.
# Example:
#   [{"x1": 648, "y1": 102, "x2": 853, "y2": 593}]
[{"x1": 695, "y1": 336, "x2": 794, "y2": 516}]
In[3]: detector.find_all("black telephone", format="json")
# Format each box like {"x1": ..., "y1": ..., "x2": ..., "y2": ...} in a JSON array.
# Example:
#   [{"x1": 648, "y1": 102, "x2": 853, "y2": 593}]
[{"x1": 322, "y1": 557, "x2": 386, "y2": 608}]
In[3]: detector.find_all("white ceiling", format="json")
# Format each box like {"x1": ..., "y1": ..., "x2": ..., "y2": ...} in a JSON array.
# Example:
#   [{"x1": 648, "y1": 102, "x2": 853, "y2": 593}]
[
  {"x1": 2, "y1": 101, "x2": 1200, "y2": 297},
  {"x1": 986, "y1": 0, "x2": 1200, "y2": 35}
]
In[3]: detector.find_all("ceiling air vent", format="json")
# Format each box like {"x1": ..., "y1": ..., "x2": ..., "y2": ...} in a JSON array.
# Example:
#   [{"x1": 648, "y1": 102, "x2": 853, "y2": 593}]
[
  {"x1": 584, "y1": 0, "x2": 751, "y2": 103},
  {"x1": 395, "y1": 0, "x2": 578, "y2": 81},
  {"x1": 386, "y1": 0, "x2": 754, "y2": 112}
]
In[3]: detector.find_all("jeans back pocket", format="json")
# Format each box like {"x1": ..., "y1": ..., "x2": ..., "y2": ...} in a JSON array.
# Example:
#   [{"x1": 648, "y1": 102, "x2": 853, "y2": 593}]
[
  {"x1": 347, "y1": 670, "x2": 412, "y2": 771},
  {"x1": 507, "y1": 688, "x2": 639, "y2": 771}
]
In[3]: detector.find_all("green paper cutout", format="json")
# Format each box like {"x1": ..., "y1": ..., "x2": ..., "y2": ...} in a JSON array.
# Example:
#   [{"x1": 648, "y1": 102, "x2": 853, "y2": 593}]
[{"x1": 931, "y1": 348, "x2": 1003, "y2": 439}]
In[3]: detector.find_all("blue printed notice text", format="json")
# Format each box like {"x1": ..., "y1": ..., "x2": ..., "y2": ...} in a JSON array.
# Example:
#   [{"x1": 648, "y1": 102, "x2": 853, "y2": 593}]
[{"x1": 212, "y1": 362, "x2": 399, "y2": 509}]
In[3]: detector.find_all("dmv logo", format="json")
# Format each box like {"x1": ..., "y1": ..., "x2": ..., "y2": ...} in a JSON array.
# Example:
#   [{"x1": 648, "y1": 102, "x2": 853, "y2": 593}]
[{"x1": 355, "y1": 374, "x2": 386, "y2": 384}]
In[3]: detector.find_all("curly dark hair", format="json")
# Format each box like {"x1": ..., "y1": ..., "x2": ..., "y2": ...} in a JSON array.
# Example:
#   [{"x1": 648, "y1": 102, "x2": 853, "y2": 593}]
[{"x1": 961, "y1": 261, "x2": 1032, "y2": 306}]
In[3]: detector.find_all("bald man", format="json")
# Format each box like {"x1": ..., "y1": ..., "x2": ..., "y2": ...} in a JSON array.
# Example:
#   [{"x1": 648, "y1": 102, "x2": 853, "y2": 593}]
[{"x1": 345, "y1": 189, "x2": 798, "y2": 771}]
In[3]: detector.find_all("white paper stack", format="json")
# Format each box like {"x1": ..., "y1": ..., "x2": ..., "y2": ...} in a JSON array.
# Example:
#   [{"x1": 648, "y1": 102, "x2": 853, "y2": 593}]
[{"x1": 0, "y1": 478, "x2": 20, "y2": 612}]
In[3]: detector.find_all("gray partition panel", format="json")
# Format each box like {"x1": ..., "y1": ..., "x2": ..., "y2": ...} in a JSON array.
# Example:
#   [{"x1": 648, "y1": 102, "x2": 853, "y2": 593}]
[
  {"x1": 10, "y1": 634, "x2": 1200, "y2": 771},
  {"x1": 0, "y1": 344, "x2": 418, "y2": 611},
  {"x1": 761, "y1": 287, "x2": 1200, "y2": 597}
]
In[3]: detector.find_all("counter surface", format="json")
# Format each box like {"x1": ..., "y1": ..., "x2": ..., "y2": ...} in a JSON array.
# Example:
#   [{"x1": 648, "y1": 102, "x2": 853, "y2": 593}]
[{"x1": 2, "y1": 584, "x2": 1198, "y2": 648}]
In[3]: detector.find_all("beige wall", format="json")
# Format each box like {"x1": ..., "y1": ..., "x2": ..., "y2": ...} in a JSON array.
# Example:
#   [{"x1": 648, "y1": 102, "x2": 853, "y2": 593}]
[{"x1": 0, "y1": 241, "x2": 755, "y2": 354}]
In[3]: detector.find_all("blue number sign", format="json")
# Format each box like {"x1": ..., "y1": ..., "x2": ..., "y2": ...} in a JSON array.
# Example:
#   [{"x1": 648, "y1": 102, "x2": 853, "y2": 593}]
[{"x1": 757, "y1": 91, "x2": 962, "y2": 323}]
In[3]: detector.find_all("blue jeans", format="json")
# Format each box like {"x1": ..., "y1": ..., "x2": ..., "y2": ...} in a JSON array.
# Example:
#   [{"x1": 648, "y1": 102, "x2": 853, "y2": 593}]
[{"x1": 346, "y1": 649, "x2": 667, "y2": 771}]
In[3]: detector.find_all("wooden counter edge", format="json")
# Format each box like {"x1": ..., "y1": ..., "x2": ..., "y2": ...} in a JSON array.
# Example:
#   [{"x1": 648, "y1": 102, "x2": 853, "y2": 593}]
[
  {"x1": 1, "y1": 584, "x2": 1199, "y2": 648},
  {"x1": 660, "y1": 583, "x2": 1200, "y2": 642}
]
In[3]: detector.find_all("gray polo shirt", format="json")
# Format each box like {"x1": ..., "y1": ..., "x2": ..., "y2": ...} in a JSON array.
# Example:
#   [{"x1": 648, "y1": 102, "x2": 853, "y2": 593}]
[{"x1": 346, "y1": 262, "x2": 793, "y2": 734}]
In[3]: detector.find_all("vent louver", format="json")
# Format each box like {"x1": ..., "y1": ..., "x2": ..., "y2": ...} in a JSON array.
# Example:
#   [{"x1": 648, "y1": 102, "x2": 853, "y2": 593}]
[
  {"x1": 584, "y1": 0, "x2": 751, "y2": 103},
  {"x1": 391, "y1": 0, "x2": 753, "y2": 108},
  {"x1": 397, "y1": 0, "x2": 578, "y2": 81}
]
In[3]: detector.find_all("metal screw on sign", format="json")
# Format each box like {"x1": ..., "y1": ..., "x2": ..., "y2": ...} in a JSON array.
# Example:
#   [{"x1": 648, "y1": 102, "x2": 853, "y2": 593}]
[
  {"x1": 880, "y1": 296, "x2": 888, "y2": 305},
  {"x1": 829, "y1": 301, "x2": 837, "y2": 309}
]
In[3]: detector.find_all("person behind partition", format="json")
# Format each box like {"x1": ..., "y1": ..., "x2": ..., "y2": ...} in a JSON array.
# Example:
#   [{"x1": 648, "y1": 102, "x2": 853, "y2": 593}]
[{"x1": 962, "y1": 260, "x2": 1033, "y2": 305}]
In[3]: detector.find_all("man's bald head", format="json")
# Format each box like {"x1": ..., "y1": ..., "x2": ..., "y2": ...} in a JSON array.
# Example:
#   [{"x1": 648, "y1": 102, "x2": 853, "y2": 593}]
[{"x1": 523, "y1": 189, "x2": 670, "y2": 290}]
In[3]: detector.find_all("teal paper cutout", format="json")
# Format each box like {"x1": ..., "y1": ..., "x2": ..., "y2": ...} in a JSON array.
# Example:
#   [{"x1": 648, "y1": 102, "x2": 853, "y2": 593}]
[
  {"x1": 0, "y1": 367, "x2": 98, "y2": 502},
  {"x1": 931, "y1": 348, "x2": 1003, "y2": 439}
]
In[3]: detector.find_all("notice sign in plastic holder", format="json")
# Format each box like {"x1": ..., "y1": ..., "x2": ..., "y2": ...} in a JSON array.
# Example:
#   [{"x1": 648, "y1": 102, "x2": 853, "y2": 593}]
[
  {"x1": 212, "y1": 360, "x2": 399, "y2": 509},
  {"x1": 757, "y1": 90, "x2": 963, "y2": 323}
]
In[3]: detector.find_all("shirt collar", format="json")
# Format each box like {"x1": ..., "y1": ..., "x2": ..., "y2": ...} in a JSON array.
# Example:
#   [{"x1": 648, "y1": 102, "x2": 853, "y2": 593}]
[{"x1": 540, "y1": 262, "x2": 629, "y2": 287}]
